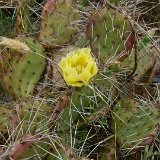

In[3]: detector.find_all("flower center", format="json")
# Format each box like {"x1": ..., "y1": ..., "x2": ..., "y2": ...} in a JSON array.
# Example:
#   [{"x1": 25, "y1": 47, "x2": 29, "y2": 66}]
[
  {"x1": 75, "y1": 65, "x2": 84, "y2": 74},
  {"x1": 71, "y1": 54, "x2": 88, "y2": 68}
]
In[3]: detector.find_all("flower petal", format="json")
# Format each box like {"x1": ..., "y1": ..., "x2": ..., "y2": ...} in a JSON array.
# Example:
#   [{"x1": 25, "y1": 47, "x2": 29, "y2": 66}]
[
  {"x1": 58, "y1": 57, "x2": 66, "y2": 69},
  {"x1": 81, "y1": 48, "x2": 91, "y2": 57},
  {"x1": 85, "y1": 61, "x2": 94, "y2": 73},
  {"x1": 66, "y1": 72, "x2": 79, "y2": 83},
  {"x1": 63, "y1": 67, "x2": 83, "y2": 86},
  {"x1": 63, "y1": 67, "x2": 78, "y2": 80},
  {"x1": 67, "y1": 81, "x2": 83, "y2": 87},
  {"x1": 59, "y1": 56, "x2": 71, "y2": 70},
  {"x1": 70, "y1": 53, "x2": 79, "y2": 67},
  {"x1": 91, "y1": 62, "x2": 98, "y2": 76},
  {"x1": 79, "y1": 69, "x2": 92, "y2": 83}
]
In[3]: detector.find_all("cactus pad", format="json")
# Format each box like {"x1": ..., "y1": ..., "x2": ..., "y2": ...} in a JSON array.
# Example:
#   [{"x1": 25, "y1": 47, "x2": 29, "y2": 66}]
[
  {"x1": 9, "y1": 100, "x2": 52, "y2": 136},
  {"x1": 0, "y1": 37, "x2": 45, "y2": 99},
  {"x1": 134, "y1": 43, "x2": 158, "y2": 82},
  {"x1": 112, "y1": 99, "x2": 160, "y2": 149},
  {"x1": 120, "y1": 38, "x2": 158, "y2": 82},
  {"x1": 39, "y1": 0, "x2": 79, "y2": 48},
  {"x1": 86, "y1": 7, "x2": 134, "y2": 65}
]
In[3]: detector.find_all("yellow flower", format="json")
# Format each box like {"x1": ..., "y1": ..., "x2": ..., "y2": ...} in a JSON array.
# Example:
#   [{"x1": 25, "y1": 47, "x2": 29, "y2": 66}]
[{"x1": 58, "y1": 48, "x2": 98, "y2": 87}]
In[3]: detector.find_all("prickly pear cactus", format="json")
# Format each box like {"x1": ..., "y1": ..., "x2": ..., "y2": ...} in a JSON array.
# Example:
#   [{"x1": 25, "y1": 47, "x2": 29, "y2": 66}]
[
  {"x1": 39, "y1": 0, "x2": 80, "y2": 48},
  {"x1": 0, "y1": 37, "x2": 45, "y2": 99},
  {"x1": 112, "y1": 99, "x2": 160, "y2": 149},
  {"x1": 1, "y1": 0, "x2": 159, "y2": 159},
  {"x1": 86, "y1": 7, "x2": 135, "y2": 64}
]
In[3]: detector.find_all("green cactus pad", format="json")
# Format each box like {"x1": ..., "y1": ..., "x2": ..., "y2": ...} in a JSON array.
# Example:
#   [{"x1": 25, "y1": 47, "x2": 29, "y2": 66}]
[
  {"x1": 112, "y1": 99, "x2": 159, "y2": 149},
  {"x1": 120, "y1": 38, "x2": 158, "y2": 82},
  {"x1": 9, "y1": 100, "x2": 52, "y2": 136},
  {"x1": 0, "y1": 37, "x2": 45, "y2": 99},
  {"x1": 112, "y1": 99, "x2": 138, "y2": 131},
  {"x1": 86, "y1": 7, "x2": 134, "y2": 65},
  {"x1": 39, "y1": 0, "x2": 80, "y2": 48},
  {"x1": 134, "y1": 43, "x2": 157, "y2": 82}
]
